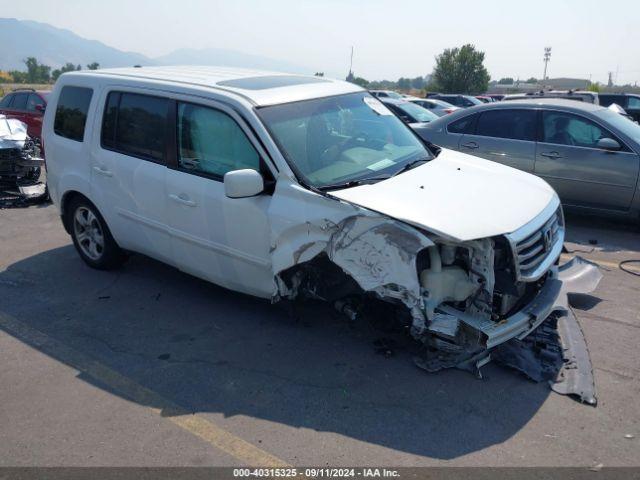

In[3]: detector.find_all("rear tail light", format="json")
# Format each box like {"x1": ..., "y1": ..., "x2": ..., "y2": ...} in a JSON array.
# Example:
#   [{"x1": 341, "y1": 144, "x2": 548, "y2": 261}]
[{"x1": 444, "y1": 109, "x2": 455, "y2": 114}]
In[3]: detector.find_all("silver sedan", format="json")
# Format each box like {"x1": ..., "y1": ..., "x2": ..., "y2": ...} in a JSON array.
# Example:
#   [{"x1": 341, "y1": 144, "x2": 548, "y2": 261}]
[{"x1": 415, "y1": 98, "x2": 640, "y2": 221}]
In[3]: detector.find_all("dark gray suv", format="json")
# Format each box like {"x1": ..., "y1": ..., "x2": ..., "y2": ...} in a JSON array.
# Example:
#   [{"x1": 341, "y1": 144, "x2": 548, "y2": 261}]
[{"x1": 415, "y1": 99, "x2": 640, "y2": 221}]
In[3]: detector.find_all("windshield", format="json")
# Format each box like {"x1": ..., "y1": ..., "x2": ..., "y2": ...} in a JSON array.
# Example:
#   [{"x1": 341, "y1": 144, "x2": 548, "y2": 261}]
[
  {"x1": 258, "y1": 92, "x2": 431, "y2": 189},
  {"x1": 396, "y1": 102, "x2": 439, "y2": 123},
  {"x1": 596, "y1": 108, "x2": 640, "y2": 144}
]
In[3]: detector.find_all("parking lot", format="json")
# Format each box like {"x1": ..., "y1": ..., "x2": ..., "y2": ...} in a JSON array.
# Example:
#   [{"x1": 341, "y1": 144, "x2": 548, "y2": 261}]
[{"x1": 1, "y1": 203, "x2": 639, "y2": 467}]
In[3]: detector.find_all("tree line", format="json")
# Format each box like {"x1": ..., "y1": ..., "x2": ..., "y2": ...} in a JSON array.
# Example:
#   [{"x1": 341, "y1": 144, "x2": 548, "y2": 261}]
[
  {"x1": 0, "y1": 57, "x2": 101, "y2": 84},
  {"x1": 347, "y1": 44, "x2": 491, "y2": 95}
]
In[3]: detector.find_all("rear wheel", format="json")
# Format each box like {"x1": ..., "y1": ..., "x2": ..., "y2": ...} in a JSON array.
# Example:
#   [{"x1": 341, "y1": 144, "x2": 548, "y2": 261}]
[{"x1": 68, "y1": 197, "x2": 126, "y2": 270}]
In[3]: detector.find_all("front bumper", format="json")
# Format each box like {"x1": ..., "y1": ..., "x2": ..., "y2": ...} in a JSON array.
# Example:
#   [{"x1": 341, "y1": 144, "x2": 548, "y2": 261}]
[
  {"x1": 438, "y1": 256, "x2": 601, "y2": 350},
  {"x1": 419, "y1": 256, "x2": 602, "y2": 405}
]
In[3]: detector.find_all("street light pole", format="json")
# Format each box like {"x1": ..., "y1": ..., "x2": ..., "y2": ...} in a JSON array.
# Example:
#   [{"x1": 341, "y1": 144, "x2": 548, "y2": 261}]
[{"x1": 542, "y1": 47, "x2": 552, "y2": 83}]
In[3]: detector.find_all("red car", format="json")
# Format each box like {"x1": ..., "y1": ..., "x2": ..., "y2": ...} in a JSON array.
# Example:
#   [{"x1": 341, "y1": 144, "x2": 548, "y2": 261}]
[{"x1": 0, "y1": 88, "x2": 50, "y2": 141}]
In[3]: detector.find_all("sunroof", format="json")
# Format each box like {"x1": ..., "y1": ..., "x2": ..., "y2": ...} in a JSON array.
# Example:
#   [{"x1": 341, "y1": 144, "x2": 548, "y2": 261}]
[{"x1": 217, "y1": 75, "x2": 329, "y2": 90}]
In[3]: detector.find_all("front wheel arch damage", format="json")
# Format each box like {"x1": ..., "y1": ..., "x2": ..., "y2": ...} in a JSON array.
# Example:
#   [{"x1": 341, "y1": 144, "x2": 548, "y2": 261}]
[{"x1": 272, "y1": 214, "x2": 434, "y2": 338}]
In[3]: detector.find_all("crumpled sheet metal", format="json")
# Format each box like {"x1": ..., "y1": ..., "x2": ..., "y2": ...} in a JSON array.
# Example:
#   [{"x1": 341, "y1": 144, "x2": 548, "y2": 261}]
[
  {"x1": 494, "y1": 256, "x2": 602, "y2": 406},
  {"x1": 271, "y1": 196, "x2": 434, "y2": 336},
  {"x1": 0, "y1": 114, "x2": 28, "y2": 148}
]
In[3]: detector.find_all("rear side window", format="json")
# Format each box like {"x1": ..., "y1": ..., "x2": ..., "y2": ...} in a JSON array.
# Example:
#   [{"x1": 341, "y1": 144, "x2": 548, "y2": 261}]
[
  {"x1": 628, "y1": 97, "x2": 640, "y2": 109},
  {"x1": 0, "y1": 94, "x2": 13, "y2": 108},
  {"x1": 101, "y1": 92, "x2": 169, "y2": 162},
  {"x1": 27, "y1": 93, "x2": 45, "y2": 112},
  {"x1": 476, "y1": 109, "x2": 536, "y2": 141},
  {"x1": 447, "y1": 114, "x2": 476, "y2": 134},
  {"x1": 11, "y1": 93, "x2": 28, "y2": 110},
  {"x1": 54, "y1": 86, "x2": 93, "y2": 142}
]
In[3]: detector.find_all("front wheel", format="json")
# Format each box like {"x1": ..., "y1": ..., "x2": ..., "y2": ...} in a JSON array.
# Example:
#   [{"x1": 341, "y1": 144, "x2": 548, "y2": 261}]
[{"x1": 68, "y1": 197, "x2": 126, "y2": 270}]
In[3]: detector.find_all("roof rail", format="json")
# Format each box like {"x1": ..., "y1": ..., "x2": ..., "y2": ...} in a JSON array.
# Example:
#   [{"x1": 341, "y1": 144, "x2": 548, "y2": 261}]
[{"x1": 11, "y1": 87, "x2": 36, "y2": 92}]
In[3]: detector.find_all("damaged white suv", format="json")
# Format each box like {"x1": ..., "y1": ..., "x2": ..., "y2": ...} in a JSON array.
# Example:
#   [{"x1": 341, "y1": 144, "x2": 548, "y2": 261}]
[{"x1": 44, "y1": 67, "x2": 602, "y2": 403}]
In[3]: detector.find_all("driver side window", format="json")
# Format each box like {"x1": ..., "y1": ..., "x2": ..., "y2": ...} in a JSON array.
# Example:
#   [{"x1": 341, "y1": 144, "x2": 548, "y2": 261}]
[{"x1": 542, "y1": 111, "x2": 610, "y2": 149}]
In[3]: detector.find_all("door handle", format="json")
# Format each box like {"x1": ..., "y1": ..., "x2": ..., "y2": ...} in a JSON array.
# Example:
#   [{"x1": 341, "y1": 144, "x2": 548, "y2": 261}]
[
  {"x1": 169, "y1": 193, "x2": 197, "y2": 207},
  {"x1": 461, "y1": 141, "x2": 479, "y2": 149},
  {"x1": 93, "y1": 166, "x2": 113, "y2": 177},
  {"x1": 540, "y1": 151, "x2": 562, "y2": 159}
]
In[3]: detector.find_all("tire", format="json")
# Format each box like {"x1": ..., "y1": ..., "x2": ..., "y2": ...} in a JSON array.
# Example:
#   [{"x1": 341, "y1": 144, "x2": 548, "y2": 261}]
[{"x1": 67, "y1": 197, "x2": 126, "y2": 270}]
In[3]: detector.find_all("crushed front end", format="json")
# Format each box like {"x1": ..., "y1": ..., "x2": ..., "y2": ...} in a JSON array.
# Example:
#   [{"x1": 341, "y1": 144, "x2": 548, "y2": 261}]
[
  {"x1": 413, "y1": 202, "x2": 602, "y2": 405},
  {"x1": 0, "y1": 115, "x2": 44, "y2": 183}
]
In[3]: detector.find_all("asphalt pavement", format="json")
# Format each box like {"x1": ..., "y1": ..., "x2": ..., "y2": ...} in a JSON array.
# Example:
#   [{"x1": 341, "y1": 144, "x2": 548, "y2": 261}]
[{"x1": 1, "y1": 204, "x2": 639, "y2": 467}]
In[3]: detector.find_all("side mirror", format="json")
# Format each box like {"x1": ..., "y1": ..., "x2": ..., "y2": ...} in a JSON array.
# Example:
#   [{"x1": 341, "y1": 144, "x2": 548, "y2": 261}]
[
  {"x1": 597, "y1": 137, "x2": 621, "y2": 151},
  {"x1": 224, "y1": 169, "x2": 264, "y2": 198}
]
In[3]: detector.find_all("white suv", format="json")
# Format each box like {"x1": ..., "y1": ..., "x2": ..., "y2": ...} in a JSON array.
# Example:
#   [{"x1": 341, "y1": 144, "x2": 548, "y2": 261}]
[{"x1": 43, "y1": 67, "x2": 600, "y2": 396}]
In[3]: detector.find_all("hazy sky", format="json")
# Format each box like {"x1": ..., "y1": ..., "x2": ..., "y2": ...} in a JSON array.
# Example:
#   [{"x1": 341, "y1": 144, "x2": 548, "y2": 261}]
[{"x1": 2, "y1": 0, "x2": 640, "y2": 84}]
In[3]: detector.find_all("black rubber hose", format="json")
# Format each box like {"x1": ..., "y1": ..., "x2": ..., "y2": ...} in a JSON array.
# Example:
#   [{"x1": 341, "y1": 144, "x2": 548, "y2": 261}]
[{"x1": 619, "y1": 260, "x2": 640, "y2": 277}]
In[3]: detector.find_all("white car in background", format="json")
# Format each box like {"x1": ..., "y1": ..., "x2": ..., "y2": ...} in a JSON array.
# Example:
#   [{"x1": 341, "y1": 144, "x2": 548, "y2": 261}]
[
  {"x1": 43, "y1": 67, "x2": 600, "y2": 401},
  {"x1": 409, "y1": 98, "x2": 460, "y2": 117}
]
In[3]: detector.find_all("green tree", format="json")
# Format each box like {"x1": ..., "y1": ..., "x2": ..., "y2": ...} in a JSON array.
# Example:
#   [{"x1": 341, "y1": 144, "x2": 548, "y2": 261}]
[
  {"x1": 9, "y1": 70, "x2": 28, "y2": 83},
  {"x1": 346, "y1": 72, "x2": 369, "y2": 88},
  {"x1": 411, "y1": 76, "x2": 426, "y2": 89},
  {"x1": 497, "y1": 77, "x2": 514, "y2": 85},
  {"x1": 87, "y1": 62, "x2": 100, "y2": 70},
  {"x1": 52, "y1": 62, "x2": 79, "y2": 81},
  {"x1": 397, "y1": 77, "x2": 411, "y2": 90},
  {"x1": 314, "y1": 72, "x2": 324, "y2": 77},
  {"x1": 525, "y1": 77, "x2": 538, "y2": 83},
  {"x1": 587, "y1": 82, "x2": 602, "y2": 93},
  {"x1": 24, "y1": 57, "x2": 51, "y2": 83},
  {"x1": 432, "y1": 44, "x2": 490, "y2": 94}
]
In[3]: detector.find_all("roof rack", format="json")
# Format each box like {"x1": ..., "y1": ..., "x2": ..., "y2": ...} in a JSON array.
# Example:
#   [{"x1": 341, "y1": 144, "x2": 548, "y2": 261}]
[{"x1": 11, "y1": 87, "x2": 36, "y2": 92}]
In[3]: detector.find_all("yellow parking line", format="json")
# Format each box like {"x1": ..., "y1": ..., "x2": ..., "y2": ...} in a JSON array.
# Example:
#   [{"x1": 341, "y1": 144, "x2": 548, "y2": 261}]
[{"x1": 0, "y1": 311, "x2": 289, "y2": 467}]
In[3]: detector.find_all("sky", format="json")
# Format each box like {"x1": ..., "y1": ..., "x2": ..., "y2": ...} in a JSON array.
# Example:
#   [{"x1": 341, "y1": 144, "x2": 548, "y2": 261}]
[{"x1": 2, "y1": 0, "x2": 640, "y2": 85}]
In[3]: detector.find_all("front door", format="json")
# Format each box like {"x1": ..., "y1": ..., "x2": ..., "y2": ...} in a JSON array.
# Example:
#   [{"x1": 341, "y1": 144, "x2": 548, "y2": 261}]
[
  {"x1": 534, "y1": 110, "x2": 640, "y2": 211},
  {"x1": 165, "y1": 100, "x2": 274, "y2": 298}
]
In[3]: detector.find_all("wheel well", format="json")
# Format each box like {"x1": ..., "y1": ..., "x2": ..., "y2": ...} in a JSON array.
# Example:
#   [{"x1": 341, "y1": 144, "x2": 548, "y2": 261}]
[{"x1": 60, "y1": 191, "x2": 91, "y2": 234}]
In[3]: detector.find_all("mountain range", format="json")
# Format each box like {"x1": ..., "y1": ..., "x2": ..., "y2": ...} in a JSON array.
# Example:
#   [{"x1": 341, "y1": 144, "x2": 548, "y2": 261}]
[{"x1": 0, "y1": 18, "x2": 310, "y2": 74}]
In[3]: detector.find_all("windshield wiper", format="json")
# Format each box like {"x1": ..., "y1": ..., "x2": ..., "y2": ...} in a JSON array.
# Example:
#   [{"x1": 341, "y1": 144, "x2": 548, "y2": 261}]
[
  {"x1": 392, "y1": 158, "x2": 430, "y2": 177},
  {"x1": 318, "y1": 176, "x2": 391, "y2": 191}
]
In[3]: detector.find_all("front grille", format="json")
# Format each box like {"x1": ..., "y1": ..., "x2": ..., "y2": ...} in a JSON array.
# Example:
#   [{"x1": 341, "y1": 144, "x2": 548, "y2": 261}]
[{"x1": 505, "y1": 203, "x2": 564, "y2": 282}]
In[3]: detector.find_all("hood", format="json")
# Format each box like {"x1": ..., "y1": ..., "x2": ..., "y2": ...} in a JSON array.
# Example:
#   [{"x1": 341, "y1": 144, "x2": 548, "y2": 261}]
[
  {"x1": 329, "y1": 148, "x2": 557, "y2": 242},
  {"x1": 0, "y1": 115, "x2": 28, "y2": 149}
]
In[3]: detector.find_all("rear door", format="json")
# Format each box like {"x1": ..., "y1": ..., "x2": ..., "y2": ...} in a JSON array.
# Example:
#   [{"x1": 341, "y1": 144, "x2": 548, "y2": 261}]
[
  {"x1": 458, "y1": 108, "x2": 537, "y2": 172},
  {"x1": 92, "y1": 89, "x2": 173, "y2": 263},
  {"x1": 534, "y1": 110, "x2": 640, "y2": 210}
]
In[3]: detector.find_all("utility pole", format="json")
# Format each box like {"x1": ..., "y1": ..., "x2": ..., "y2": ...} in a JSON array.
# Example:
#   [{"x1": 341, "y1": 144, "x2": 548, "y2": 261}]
[
  {"x1": 348, "y1": 46, "x2": 354, "y2": 77},
  {"x1": 542, "y1": 47, "x2": 552, "y2": 82}
]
